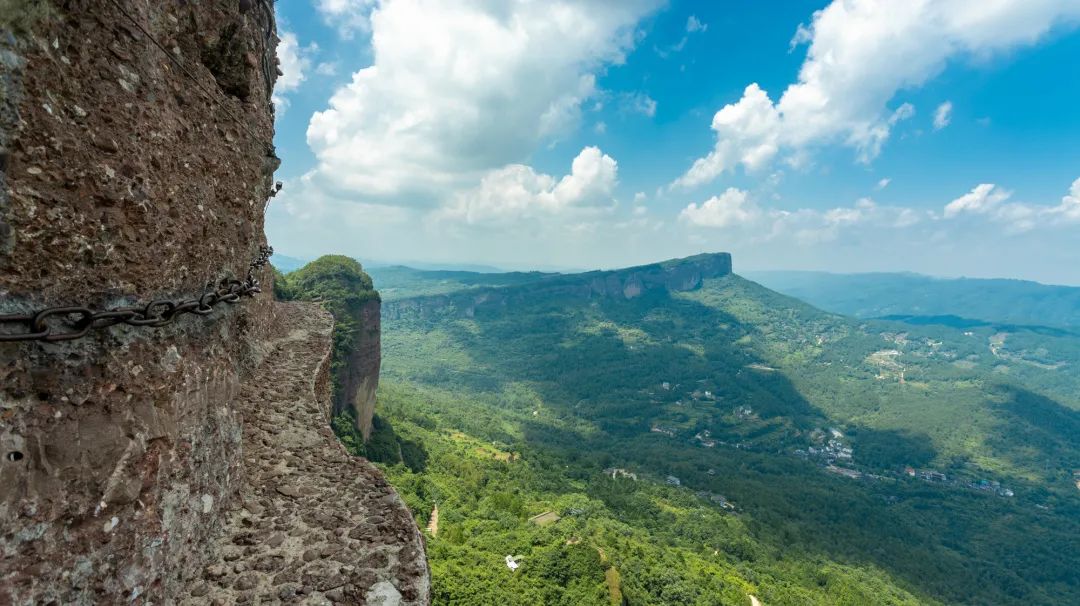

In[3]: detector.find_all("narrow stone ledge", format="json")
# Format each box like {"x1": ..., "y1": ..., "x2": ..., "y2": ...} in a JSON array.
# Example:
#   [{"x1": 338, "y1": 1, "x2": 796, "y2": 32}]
[{"x1": 185, "y1": 301, "x2": 430, "y2": 605}]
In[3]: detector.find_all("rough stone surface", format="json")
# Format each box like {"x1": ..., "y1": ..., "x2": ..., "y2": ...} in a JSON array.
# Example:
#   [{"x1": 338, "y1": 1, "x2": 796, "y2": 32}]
[
  {"x1": 1, "y1": 2, "x2": 279, "y2": 603},
  {"x1": 367, "y1": 580, "x2": 404, "y2": 605},
  {"x1": 0, "y1": 2, "x2": 429, "y2": 603},
  {"x1": 0, "y1": 0, "x2": 280, "y2": 301},
  {"x1": 186, "y1": 302, "x2": 429, "y2": 605},
  {"x1": 336, "y1": 298, "x2": 381, "y2": 440}
]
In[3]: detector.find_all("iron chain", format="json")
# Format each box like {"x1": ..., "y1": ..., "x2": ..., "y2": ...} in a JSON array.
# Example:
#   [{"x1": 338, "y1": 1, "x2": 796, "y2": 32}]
[{"x1": 0, "y1": 246, "x2": 273, "y2": 343}]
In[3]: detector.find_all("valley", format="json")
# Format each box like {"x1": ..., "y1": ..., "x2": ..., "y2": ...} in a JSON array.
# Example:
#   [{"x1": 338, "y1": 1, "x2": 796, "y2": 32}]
[{"x1": 330, "y1": 254, "x2": 1080, "y2": 605}]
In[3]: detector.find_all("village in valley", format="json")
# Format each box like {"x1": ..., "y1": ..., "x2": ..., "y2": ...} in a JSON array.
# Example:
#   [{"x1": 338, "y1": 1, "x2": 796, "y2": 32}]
[
  {"x1": 598, "y1": 464, "x2": 738, "y2": 513},
  {"x1": 485, "y1": 351, "x2": 1041, "y2": 580},
  {"x1": 638, "y1": 376, "x2": 1022, "y2": 509}
]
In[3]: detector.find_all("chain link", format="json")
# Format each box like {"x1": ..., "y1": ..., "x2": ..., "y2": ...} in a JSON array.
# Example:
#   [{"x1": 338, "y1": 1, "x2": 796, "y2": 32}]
[
  {"x1": 5, "y1": 2, "x2": 283, "y2": 344},
  {"x1": 0, "y1": 246, "x2": 273, "y2": 343}
]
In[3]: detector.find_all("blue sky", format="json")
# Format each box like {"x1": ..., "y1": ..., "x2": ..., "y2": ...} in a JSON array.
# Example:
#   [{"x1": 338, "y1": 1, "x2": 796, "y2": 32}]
[{"x1": 268, "y1": 0, "x2": 1080, "y2": 284}]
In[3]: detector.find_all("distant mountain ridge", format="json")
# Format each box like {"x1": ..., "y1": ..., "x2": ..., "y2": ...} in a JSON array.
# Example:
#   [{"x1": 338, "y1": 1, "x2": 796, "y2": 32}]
[
  {"x1": 368, "y1": 265, "x2": 556, "y2": 301},
  {"x1": 382, "y1": 253, "x2": 733, "y2": 318},
  {"x1": 272, "y1": 254, "x2": 510, "y2": 275},
  {"x1": 745, "y1": 270, "x2": 1080, "y2": 328}
]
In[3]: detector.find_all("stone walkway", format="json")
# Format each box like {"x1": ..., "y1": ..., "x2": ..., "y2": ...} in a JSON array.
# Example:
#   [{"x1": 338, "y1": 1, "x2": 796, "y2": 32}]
[
  {"x1": 424, "y1": 505, "x2": 438, "y2": 538},
  {"x1": 185, "y1": 302, "x2": 429, "y2": 605}
]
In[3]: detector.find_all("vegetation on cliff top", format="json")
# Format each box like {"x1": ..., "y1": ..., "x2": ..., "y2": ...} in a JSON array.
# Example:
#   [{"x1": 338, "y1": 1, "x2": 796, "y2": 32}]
[
  {"x1": 280, "y1": 255, "x2": 377, "y2": 304},
  {"x1": 273, "y1": 255, "x2": 379, "y2": 394}
]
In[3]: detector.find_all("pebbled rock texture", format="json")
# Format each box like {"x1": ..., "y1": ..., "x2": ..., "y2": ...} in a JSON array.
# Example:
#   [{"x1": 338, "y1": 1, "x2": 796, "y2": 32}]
[
  {"x1": 0, "y1": 2, "x2": 429, "y2": 603},
  {"x1": 0, "y1": 1, "x2": 430, "y2": 603},
  {"x1": 336, "y1": 297, "x2": 381, "y2": 440},
  {"x1": 186, "y1": 301, "x2": 429, "y2": 605},
  {"x1": 0, "y1": 0, "x2": 281, "y2": 602}
]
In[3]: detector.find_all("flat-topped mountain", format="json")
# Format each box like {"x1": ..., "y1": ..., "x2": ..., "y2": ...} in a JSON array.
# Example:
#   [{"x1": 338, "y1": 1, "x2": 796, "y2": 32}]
[{"x1": 380, "y1": 253, "x2": 733, "y2": 318}]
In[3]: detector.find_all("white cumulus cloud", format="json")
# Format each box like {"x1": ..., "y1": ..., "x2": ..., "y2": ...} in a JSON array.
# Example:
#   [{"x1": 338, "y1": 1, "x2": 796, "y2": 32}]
[
  {"x1": 944, "y1": 183, "x2": 1011, "y2": 218},
  {"x1": 273, "y1": 32, "x2": 315, "y2": 113},
  {"x1": 316, "y1": 0, "x2": 378, "y2": 38},
  {"x1": 674, "y1": 0, "x2": 1080, "y2": 189},
  {"x1": 438, "y1": 146, "x2": 619, "y2": 224},
  {"x1": 680, "y1": 190, "x2": 931, "y2": 246},
  {"x1": 934, "y1": 101, "x2": 953, "y2": 130},
  {"x1": 1049, "y1": 177, "x2": 1080, "y2": 222},
  {"x1": 305, "y1": 0, "x2": 658, "y2": 204},
  {"x1": 943, "y1": 179, "x2": 1080, "y2": 231},
  {"x1": 680, "y1": 188, "x2": 760, "y2": 228},
  {"x1": 674, "y1": 84, "x2": 781, "y2": 188}
]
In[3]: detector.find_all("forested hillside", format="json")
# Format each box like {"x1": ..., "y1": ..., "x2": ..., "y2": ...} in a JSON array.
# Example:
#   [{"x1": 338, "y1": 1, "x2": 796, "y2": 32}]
[
  {"x1": 746, "y1": 271, "x2": 1080, "y2": 329},
  {"x1": 368, "y1": 266, "x2": 554, "y2": 301},
  {"x1": 311, "y1": 254, "x2": 1080, "y2": 605}
]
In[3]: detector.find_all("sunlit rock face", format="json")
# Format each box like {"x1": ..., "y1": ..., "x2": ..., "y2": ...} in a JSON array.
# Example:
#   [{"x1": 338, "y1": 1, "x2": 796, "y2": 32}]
[
  {"x1": 1, "y1": 2, "x2": 430, "y2": 603},
  {"x1": 0, "y1": 1, "x2": 277, "y2": 601},
  {"x1": 339, "y1": 297, "x2": 381, "y2": 441}
]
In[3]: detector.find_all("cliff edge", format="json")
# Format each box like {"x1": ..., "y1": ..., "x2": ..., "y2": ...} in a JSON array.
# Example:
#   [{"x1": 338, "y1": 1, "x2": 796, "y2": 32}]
[
  {"x1": 0, "y1": 2, "x2": 428, "y2": 603},
  {"x1": 191, "y1": 301, "x2": 427, "y2": 604},
  {"x1": 283, "y1": 256, "x2": 382, "y2": 440},
  {"x1": 339, "y1": 297, "x2": 381, "y2": 441}
]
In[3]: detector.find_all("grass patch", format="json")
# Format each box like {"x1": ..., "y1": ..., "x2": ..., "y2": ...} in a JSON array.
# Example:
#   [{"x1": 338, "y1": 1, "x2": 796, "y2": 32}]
[{"x1": 0, "y1": 0, "x2": 55, "y2": 36}]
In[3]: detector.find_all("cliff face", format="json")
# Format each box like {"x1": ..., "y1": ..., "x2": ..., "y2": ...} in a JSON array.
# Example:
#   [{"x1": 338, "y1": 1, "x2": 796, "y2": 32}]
[
  {"x1": 336, "y1": 297, "x2": 381, "y2": 440},
  {"x1": 384, "y1": 253, "x2": 733, "y2": 320},
  {"x1": 282, "y1": 256, "x2": 383, "y2": 441},
  {"x1": 196, "y1": 302, "x2": 429, "y2": 604},
  {"x1": 1, "y1": 3, "x2": 430, "y2": 603}
]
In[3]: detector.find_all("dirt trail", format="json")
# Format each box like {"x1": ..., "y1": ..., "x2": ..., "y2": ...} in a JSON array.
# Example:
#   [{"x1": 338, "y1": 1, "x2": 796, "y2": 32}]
[
  {"x1": 426, "y1": 505, "x2": 439, "y2": 537},
  {"x1": 184, "y1": 302, "x2": 429, "y2": 605}
]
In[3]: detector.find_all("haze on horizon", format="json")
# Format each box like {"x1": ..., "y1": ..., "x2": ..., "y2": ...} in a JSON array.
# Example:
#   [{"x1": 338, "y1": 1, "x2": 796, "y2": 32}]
[{"x1": 267, "y1": 0, "x2": 1080, "y2": 285}]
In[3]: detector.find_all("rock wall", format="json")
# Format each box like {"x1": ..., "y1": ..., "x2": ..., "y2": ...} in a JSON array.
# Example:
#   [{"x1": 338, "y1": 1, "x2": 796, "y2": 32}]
[
  {"x1": 335, "y1": 297, "x2": 381, "y2": 441},
  {"x1": 0, "y1": 1, "x2": 280, "y2": 602},
  {"x1": 193, "y1": 302, "x2": 429, "y2": 604},
  {"x1": 385, "y1": 252, "x2": 733, "y2": 320}
]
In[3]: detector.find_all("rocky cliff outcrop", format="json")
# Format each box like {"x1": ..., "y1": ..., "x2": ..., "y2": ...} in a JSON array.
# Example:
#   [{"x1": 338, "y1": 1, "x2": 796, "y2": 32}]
[
  {"x1": 281, "y1": 255, "x2": 383, "y2": 440},
  {"x1": 192, "y1": 302, "x2": 428, "y2": 604},
  {"x1": 337, "y1": 297, "x2": 381, "y2": 440},
  {"x1": 384, "y1": 253, "x2": 733, "y2": 320},
  {"x1": 0, "y1": 2, "x2": 427, "y2": 603}
]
